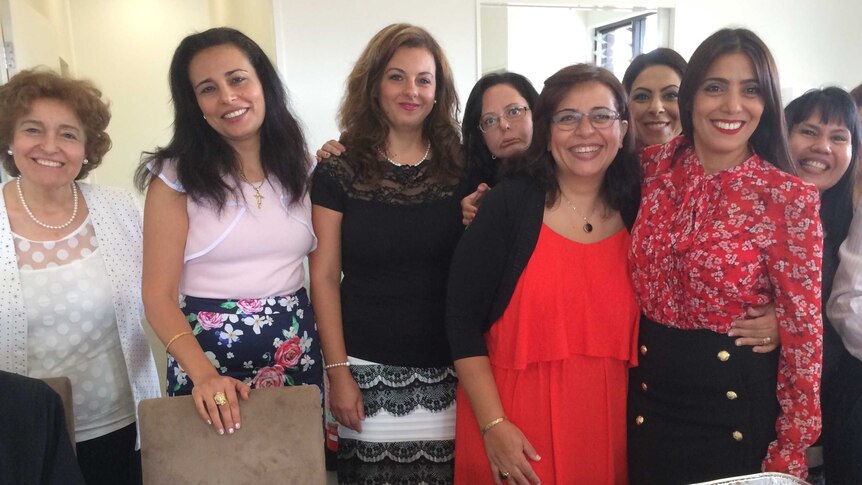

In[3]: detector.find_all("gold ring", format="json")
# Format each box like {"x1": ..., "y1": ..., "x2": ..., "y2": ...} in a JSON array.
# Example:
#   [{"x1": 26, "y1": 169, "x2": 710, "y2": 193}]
[
  {"x1": 762, "y1": 337, "x2": 772, "y2": 345},
  {"x1": 499, "y1": 471, "x2": 510, "y2": 480},
  {"x1": 213, "y1": 391, "x2": 228, "y2": 406}
]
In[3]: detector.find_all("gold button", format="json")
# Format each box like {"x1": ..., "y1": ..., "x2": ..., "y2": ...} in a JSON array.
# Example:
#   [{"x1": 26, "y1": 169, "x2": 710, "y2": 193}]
[
  {"x1": 717, "y1": 350, "x2": 730, "y2": 362},
  {"x1": 635, "y1": 416, "x2": 645, "y2": 425},
  {"x1": 641, "y1": 382, "x2": 648, "y2": 391},
  {"x1": 732, "y1": 431, "x2": 743, "y2": 441},
  {"x1": 640, "y1": 345, "x2": 648, "y2": 356},
  {"x1": 726, "y1": 391, "x2": 738, "y2": 400}
]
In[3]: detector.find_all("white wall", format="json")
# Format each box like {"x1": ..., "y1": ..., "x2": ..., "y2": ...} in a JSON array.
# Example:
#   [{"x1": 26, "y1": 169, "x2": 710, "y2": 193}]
[
  {"x1": 671, "y1": 0, "x2": 862, "y2": 100},
  {"x1": 481, "y1": 4, "x2": 508, "y2": 74},
  {"x1": 506, "y1": 6, "x2": 590, "y2": 91},
  {"x1": 67, "y1": 0, "x2": 213, "y2": 190},
  {"x1": 273, "y1": 0, "x2": 478, "y2": 154}
]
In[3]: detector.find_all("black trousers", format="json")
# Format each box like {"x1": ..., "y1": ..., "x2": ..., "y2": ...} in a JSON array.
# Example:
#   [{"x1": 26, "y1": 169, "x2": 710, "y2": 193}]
[
  {"x1": 628, "y1": 316, "x2": 780, "y2": 485},
  {"x1": 823, "y1": 350, "x2": 862, "y2": 485},
  {"x1": 76, "y1": 422, "x2": 141, "y2": 485}
]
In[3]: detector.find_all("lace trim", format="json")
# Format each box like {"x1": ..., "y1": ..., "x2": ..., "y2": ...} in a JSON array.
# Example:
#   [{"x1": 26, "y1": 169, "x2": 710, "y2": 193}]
[
  {"x1": 352, "y1": 365, "x2": 457, "y2": 388},
  {"x1": 318, "y1": 156, "x2": 459, "y2": 205},
  {"x1": 351, "y1": 365, "x2": 457, "y2": 416},
  {"x1": 339, "y1": 439, "x2": 454, "y2": 464}
]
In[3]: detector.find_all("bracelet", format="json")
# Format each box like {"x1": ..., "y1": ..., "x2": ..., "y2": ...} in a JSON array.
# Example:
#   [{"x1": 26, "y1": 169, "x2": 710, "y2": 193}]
[
  {"x1": 165, "y1": 331, "x2": 193, "y2": 354},
  {"x1": 481, "y1": 416, "x2": 507, "y2": 437},
  {"x1": 324, "y1": 361, "x2": 351, "y2": 370}
]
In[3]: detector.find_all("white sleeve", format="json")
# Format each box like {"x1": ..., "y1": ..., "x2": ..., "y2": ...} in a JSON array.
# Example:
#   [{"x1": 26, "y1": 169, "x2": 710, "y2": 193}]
[{"x1": 828, "y1": 199, "x2": 862, "y2": 361}]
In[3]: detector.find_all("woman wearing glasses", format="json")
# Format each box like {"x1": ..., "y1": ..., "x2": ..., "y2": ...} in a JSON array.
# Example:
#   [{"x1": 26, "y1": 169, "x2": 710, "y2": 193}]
[{"x1": 446, "y1": 63, "x2": 641, "y2": 484}]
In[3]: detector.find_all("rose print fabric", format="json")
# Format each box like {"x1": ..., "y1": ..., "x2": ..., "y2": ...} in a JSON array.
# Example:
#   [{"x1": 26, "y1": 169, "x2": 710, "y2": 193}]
[
  {"x1": 628, "y1": 137, "x2": 823, "y2": 477},
  {"x1": 166, "y1": 287, "x2": 323, "y2": 396}
]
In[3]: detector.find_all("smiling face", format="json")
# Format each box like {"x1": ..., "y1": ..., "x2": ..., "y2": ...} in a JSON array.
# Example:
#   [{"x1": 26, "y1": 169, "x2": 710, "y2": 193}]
[
  {"x1": 790, "y1": 112, "x2": 853, "y2": 192},
  {"x1": 549, "y1": 82, "x2": 627, "y2": 183},
  {"x1": 480, "y1": 83, "x2": 533, "y2": 159},
  {"x1": 629, "y1": 65, "x2": 682, "y2": 148},
  {"x1": 692, "y1": 52, "x2": 764, "y2": 168},
  {"x1": 377, "y1": 47, "x2": 436, "y2": 132},
  {"x1": 189, "y1": 44, "x2": 265, "y2": 148},
  {"x1": 11, "y1": 98, "x2": 86, "y2": 188}
]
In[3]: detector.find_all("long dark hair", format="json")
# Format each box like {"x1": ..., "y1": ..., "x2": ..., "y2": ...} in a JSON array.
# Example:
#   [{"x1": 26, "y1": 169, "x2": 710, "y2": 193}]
[
  {"x1": 135, "y1": 27, "x2": 310, "y2": 209},
  {"x1": 785, "y1": 87, "x2": 860, "y2": 251},
  {"x1": 462, "y1": 72, "x2": 538, "y2": 184},
  {"x1": 679, "y1": 28, "x2": 793, "y2": 174},
  {"x1": 622, "y1": 47, "x2": 688, "y2": 94},
  {"x1": 504, "y1": 64, "x2": 640, "y2": 211}
]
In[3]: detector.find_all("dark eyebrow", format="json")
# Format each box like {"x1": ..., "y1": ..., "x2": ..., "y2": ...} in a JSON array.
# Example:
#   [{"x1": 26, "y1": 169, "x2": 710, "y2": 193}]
[{"x1": 193, "y1": 68, "x2": 250, "y2": 90}]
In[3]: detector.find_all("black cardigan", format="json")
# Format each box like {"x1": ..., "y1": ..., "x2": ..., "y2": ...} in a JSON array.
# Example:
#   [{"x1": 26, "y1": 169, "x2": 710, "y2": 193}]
[{"x1": 445, "y1": 177, "x2": 638, "y2": 360}]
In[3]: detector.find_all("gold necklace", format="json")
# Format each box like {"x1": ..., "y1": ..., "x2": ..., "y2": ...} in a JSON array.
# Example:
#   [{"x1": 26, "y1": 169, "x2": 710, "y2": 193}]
[
  {"x1": 238, "y1": 168, "x2": 265, "y2": 209},
  {"x1": 560, "y1": 192, "x2": 597, "y2": 233}
]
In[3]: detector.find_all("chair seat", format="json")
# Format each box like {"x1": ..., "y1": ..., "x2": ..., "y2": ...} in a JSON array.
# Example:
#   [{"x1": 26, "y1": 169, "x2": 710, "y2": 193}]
[{"x1": 139, "y1": 385, "x2": 325, "y2": 485}]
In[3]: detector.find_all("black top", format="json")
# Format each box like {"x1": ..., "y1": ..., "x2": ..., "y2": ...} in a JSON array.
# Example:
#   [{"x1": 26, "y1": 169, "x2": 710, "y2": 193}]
[
  {"x1": 0, "y1": 371, "x2": 85, "y2": 485},
  {"x1": 311, "y1": 156, "x2": 467, "y2": 367},
  {"x1": 445, "y1": 177, "x2": 639, "y2": 361}
]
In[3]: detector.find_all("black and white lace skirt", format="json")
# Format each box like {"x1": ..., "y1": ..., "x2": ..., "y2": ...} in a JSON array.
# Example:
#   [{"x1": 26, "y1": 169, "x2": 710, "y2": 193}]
[{"x1": 337, "y1": 357, "x2": 457, "y2": 485}]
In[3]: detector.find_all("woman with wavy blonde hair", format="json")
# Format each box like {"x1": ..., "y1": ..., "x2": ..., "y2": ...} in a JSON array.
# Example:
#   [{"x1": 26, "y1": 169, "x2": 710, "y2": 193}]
[{"x1": 310, "y1": 23, "x2": 466, "y2": 484}]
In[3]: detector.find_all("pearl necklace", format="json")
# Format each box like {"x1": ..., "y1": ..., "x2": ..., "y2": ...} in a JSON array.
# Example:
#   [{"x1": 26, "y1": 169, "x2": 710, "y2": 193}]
[
  {"x1": 381, "y1": 143, "x2": 431, "y2": 167},
  {"x1": 561, "y1": 192, "x2": 597, "y2": 233},
  {"x1": 16, "y1": 176, "x2": 79, "y2": 230}
]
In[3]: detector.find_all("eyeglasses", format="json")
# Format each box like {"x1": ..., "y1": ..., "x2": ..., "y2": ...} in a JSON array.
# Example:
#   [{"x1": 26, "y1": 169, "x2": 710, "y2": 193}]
[
  {"x1": 478, "y1": 105, "x2": 530, "y2": 133},
  {"x1": 551, "y1": 108, "x2": 621, "y2": 130}
]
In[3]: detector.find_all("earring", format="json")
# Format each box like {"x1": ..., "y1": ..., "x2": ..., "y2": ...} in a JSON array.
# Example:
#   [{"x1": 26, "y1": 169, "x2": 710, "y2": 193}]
[
  {"x1": 491, "y1": 154, "x2": 497, "y2": 160},
  {"x1": 434, "y1": 99, "x2": 437, "y2": 104},
  {"x1": 83, "y1": 158, "x2": 89, "y2": 165},
  {"x1": 203, "y1": 115, "x2": 207, "y2": 120},
  {"x1": 6, "y1": 148, "x2": 11, "y2": 156}
]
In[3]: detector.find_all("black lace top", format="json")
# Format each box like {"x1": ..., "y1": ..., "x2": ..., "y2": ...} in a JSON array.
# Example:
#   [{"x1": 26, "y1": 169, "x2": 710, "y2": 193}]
[{"x1": 310, "y1": 156, "x2": 467, "y2": 367}]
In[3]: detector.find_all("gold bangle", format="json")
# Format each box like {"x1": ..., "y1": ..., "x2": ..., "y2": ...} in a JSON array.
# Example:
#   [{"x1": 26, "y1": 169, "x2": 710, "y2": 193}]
[
  {"x1": 481, "y1": 416, "x2": 507, "y2": 437},
  {"x1": 165, "y1": 331, "x2": 193, "y2": 355}
]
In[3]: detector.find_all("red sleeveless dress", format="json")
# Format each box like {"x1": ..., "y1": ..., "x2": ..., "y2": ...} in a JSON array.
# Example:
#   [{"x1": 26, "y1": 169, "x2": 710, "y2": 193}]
[{"x1": 454, "y1": 225, "x2": 639, "y2": 484}]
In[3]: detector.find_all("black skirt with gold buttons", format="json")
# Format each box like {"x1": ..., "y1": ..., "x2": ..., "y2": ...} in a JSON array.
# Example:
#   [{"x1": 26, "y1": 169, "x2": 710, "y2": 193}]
[{"x1": 627, "y1": 315, "x2": 779, "y2": 485}]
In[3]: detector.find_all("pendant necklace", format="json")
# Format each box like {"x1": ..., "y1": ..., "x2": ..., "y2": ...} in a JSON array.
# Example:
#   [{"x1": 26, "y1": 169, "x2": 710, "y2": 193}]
[
  {"x1": 238, "y1": 168, "x2": 265, "y2": 209},
  {"x1": 16, "y1": 176, "x2": 79, "y2": 230},
  {"x1": 561, "y1": 192, "x2": 597, "y2": 233},
  {"x1": 380, "y1": 143, "x2": 431, "y2": 167}
]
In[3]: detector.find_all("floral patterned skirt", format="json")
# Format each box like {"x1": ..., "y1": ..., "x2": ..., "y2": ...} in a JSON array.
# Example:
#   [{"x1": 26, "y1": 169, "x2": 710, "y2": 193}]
[{"x1": 166, "y1": 288, "x2": 323, "y2": 396}]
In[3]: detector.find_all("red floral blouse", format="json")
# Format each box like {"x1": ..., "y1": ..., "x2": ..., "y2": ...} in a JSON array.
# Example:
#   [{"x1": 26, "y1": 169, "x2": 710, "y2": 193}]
[{"x1": 629, "y1": 137, "x2": 823, "y2": 478}]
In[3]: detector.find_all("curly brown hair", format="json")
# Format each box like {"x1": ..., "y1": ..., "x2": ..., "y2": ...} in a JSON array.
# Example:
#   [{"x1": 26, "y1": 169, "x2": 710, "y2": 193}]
[
  {"x1": 338, "y1": 23, "x2": 463, "y2": 182},
  {"x1": 0, "y1": 68, "x2": 112, "y2": 179}
]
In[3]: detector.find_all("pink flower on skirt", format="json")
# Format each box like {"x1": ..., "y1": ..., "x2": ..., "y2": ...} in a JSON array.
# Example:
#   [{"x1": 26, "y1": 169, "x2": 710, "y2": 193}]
[
  {"x1": 237, "y1": 298, "x2": 264, "y2": 314},
  {"x1": 274, "y1": 337, "x2": 303, "y2": 368},
  {"x1": 197, "y1": 311, "x2": 224, "y2": 330},
  {"x1": 253, "y1": 365, "x2": 285, "y2": 388}
]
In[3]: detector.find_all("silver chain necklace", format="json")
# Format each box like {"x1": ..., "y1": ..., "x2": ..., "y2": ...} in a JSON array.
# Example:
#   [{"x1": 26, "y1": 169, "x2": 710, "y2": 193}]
[
  {"x1": 380, "y1": 143, "x2": 431, "y2": 167},
  {"x1": 561, "y1": 192, "x2": 597, "y2": 233},
  {"x1": 16, "y1": 176, "x2": 79, "y2": 230}
]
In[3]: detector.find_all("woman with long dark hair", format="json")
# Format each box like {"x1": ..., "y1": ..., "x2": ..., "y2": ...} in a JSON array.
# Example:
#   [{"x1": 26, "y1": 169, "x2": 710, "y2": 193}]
[
  {"x1": 137, "y1": 27, "x2": 322, "y2": 435},
  {"x1": 627, "y1": 28, "x2": 823, "y2": 482},
  {"x1": 786, "y1": 87, "x2": 861, "y2": 484}
]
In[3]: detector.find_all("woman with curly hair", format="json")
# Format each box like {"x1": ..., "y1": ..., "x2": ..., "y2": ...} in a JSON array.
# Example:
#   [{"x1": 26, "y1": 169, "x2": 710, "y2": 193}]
[
  {"x1": 309, "y1": 23, "x2": 466, "y2": 484},
  {"x1": 0, "y1": 69, "x2": 160, "y2": 484}
]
